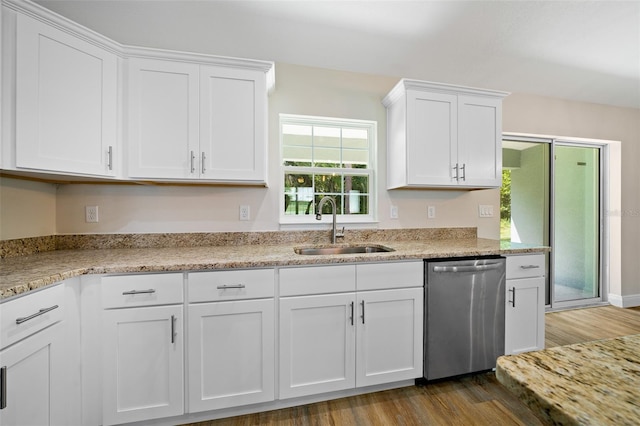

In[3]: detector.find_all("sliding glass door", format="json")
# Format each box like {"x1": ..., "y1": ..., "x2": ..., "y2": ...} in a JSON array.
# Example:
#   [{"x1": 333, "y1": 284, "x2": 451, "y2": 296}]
[
  {"x1": 553, "y1": 144, "x2": 601, "y2": 304},
  {"x1": 502, "y1": 137, "x2": 603, "y2": 308}
]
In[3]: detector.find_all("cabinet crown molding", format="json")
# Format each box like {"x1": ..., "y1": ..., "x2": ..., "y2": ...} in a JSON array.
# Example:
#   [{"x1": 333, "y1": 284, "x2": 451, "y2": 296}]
[{"x1": 382, "y1": 78, "x2": 510, "y2": 107}]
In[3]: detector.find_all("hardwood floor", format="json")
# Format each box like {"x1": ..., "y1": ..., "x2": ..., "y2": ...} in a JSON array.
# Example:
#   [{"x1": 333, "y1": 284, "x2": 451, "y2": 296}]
[{"x1": 187, "y1": 305, "x2": 640, "y2": 426}]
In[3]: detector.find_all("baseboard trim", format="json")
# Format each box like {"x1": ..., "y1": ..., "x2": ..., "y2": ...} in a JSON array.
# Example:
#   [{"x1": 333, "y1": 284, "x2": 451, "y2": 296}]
[{"x1": 608, "y1": 293, "x2": 640, "y2": 308}]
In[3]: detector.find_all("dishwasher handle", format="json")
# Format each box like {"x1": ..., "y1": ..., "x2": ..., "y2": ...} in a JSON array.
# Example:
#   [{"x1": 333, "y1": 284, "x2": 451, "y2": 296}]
[{"x1": 432, "y1": 262, "x2": 503, "y2": 273}]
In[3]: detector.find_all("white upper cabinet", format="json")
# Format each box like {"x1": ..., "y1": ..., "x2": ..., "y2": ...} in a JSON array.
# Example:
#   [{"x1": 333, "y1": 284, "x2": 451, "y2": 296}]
[
  {"x1": 1, "y1": 0, "x2": 273, "y2": 184},
  {"x1": 200, "y1": 65, "x2": 267, "y2": 182},
  {"x1": 128, "y1": 58, "x2": 200, "y2": 179},
  {"x1": 384, "y1": 79, "x2": 508, "y2": 189},
  {"x1": 14, "y1": 12, "x2": 118, "y2": 177},
  {"x1": 127, "y1": 55, "x2": 271, "y2": 184}
]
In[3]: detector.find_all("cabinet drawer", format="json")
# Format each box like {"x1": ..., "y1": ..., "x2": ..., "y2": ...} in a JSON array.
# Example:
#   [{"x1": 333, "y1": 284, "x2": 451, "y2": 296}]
[
  {"x1": 356, "y1": 261, "x2": 423, "y2": 291},
  {"x1": 189, "y1": 269, "x2": 275, "y2": 302},
  {"x1": 279, "y1": 265, "x2": 356, "y2": 296},
  {"x1": 506, "y1": 254, "x2": 545, "y2": 279},
  {"x1": 1, "y1": 284, "x2": 65, "y2": 349},
  {"x1": 101, "y1": 273, "x2": 183, "y2": 308}
]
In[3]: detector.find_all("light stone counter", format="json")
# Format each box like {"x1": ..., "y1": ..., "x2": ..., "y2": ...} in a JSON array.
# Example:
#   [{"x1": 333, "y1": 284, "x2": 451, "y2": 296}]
[
  {"x1": 0, "y1": 229, "x2": 548, "y2": 301},
  {"x1": 496, "y1": 334, "x2": 640, "y2": 425}
]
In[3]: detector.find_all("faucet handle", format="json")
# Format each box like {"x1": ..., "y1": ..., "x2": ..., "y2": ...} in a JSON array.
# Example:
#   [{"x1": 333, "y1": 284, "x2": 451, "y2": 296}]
[{"x1": 336, "y1": 226, "x2": 345, "y2": 239}]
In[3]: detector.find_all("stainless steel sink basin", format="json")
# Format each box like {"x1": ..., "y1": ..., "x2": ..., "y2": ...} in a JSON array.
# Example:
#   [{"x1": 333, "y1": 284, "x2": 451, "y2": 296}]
[{"x1": 294, "y1": 245, "x2": 394, "y2": 255}]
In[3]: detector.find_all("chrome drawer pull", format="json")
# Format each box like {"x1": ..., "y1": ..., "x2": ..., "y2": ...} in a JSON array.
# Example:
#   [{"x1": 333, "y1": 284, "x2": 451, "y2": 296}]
[
  {"x1": 519, "y1": 265, "x2": 540, "y2": 270},
  {"x1": 15, "y1": 305, "x2": 59, "y2": 325},
  {"x1": 122, "y1": 289, "x2": 156, "y2": 296},
  {"x1": 217, "y1": 284, "x2": 246, "y2": 290}
]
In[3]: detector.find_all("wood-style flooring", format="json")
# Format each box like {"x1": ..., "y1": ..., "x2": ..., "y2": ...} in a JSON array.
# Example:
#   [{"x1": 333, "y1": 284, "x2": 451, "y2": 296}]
[{"x1": 187, "y1": 305, "x2": 640, "y2": 426}]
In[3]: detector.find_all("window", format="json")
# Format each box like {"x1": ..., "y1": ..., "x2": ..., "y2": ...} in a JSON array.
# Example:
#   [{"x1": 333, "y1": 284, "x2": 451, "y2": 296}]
[{"x1": 280, "y1": 114, "x2": 376, "y2": 223}]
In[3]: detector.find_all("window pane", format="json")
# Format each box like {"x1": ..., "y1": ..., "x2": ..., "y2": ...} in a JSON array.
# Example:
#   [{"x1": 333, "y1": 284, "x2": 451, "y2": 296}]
[
  {"x1": 315, "y1": 195, "x2": 343, "y2": 215},
  {"x1": 345, "y1": 175, "x2": 369, "y2": 194},
  {"x1": 314, "y1": 174, "x2": 341, "y2": 194},
  {"x1": 345, "y1": 194, "x2": 368, "y2": 215},
  {"x1": 313, "y1": 147, "x2": 341, "y2": 165},
  {"x1": 314, "y1": 127, "x2": 341, "y2": 147},
  {"x1": 342, "y1": 149, "x2": 369, "y2": 168},
  {"x1": 284, "y1": 173, "x2": 314, "y2": 216},
  {"x1": 282, "y1": 124, "x2": 312, "y2": 149},
  {"x1": 283, "y1": 146, "x2": 312, "y2": 164},
  {"x1": 342, "y1": 128, "x2": 368, "y2": 150}
]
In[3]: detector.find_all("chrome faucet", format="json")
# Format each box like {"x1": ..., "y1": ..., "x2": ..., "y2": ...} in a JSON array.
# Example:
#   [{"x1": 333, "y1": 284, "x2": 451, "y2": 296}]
[{"x1": 316, "y1": 196, "x2": 345, "y2": 244}]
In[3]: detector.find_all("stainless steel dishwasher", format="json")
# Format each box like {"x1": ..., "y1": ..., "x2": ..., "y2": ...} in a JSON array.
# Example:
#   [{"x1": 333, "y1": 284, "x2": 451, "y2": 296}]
[{"x1": 424, "y1": 257, "x2": 506, "y2": 380}]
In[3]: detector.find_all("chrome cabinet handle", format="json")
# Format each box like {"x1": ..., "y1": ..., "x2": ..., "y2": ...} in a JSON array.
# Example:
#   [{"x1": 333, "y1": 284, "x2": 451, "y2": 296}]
[
  {"x1": 190, "y1": 151, "x2": 196, "y2": 173},
  {"x1": 350, "y1": 301, "x2": 354, "y2": 326},
  {"x1": 15, "y1": 305, "x2": 59, "y2": 325},
  {"x1": 433, "y1": 263, "x2": 503, "y2": 273},
  {"x1": 360, "y1": 300, "x2": 365, "y2": 324},
  {"x1": 509, "y1": 287, "x2": 516, "y2": 307},
  {"x1": 216, "y1": 284, "x2": 246, "y2": 290},
  {"x1": 519, "y1": 265, "x2": 540, "y2": 270},
  {"x1": 122, "y1": 289, "x2": 156, "y2": 296},
  {"x1": 170, "y1": 315, "x2": 176, "y2": 344},
  {"x1": 452, "y1": 163, "x2": 459, "y2": 181},
  {"x1": 1, "y1": 366, "x2": 6, "y2": 410},
  {"x1": 107, "y1": 146, "x2": 113, "y2": 171},
  {"x1": 460, "y1": 163, "x2": 466, "y2": 181},
  {"x1": 201, "y1": 152, "x2": 206, "y2": 174}
]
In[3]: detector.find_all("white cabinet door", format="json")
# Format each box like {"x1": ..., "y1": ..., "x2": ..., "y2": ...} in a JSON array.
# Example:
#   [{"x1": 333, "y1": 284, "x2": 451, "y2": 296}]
[
  {"x1": 356, "y1": 288, "x2": 423, "y2": 387},
  {"x1": 128, "y1": 58, "x2": 200, "y2": 179},
  {"x1": 15, "y1": 13, "x2": 117, "y2": 176},
  {"x1": 279, "y1": 293, "x2": 356, "y2": 399},
  {"x1": 505, "y1": 277, "x2": 545, "y2": 355},
  {"x1": 406, "y1": 90, "x2": 457, "y2": 186},
  {"x1": 0, "y1": 324, "x2": 65, "y2": 426},
  {"x1": 457, "y1": 95, "x2": 502, "y2": 187},
  {"x1": 102, "y1": 305, "x2": 183, "y2": 425},
  {"x1": 188, "y1": 298, "x2": 274, "y2": 412},
  {"x1": 200, "y1": 65, "x2": 267, "y2": 183}
]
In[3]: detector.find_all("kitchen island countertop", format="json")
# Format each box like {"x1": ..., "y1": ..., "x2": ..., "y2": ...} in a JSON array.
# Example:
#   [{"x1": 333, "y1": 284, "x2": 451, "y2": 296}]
[
  {"x1": 496, "y1": 334, "x2": 640, "y2": 425},
  {"x1": 1, "y1": 232, "x2": 547, "y2": 301}
]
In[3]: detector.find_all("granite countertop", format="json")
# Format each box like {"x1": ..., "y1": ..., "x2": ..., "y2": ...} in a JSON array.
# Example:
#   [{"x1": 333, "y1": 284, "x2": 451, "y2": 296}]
[
  {"x1": 0, "y1": 230, "x2": 547, "y2": 301},
  {"x1": 496, "y1": 334, "x2": 640, "y2": 425}
]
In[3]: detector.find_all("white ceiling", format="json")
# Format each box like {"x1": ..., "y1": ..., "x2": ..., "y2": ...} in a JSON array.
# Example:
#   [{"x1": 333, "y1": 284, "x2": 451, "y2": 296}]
[{"x1": 35, "y1": 0, "x2": 640, "y2": 109}]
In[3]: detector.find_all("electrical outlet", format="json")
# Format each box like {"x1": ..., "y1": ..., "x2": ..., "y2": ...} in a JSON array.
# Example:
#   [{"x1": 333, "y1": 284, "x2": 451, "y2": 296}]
[
  {"x1": 478, "y1": 205, "x2": 494, "y2": 218},
  {"x1": 427, "y1": 205, "x2": 436, "y2": 219},
  {"x1": 239, "y1": 205, "x2": 250, "y2": 221},
  {"x1": 85, "y1": 205, "x2": 99, "y2": 223},
  {"x1": 390, "y1": 205, "x2": 399, "y2": 219}
]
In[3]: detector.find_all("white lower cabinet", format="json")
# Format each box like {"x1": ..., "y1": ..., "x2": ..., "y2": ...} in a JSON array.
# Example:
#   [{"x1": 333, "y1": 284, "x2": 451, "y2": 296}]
[
  {"x1": 356, "y1": 288, "x2": 423, "y2": 387},
  {"x1": 0, "y1": 323, "x2": 64, "y2": 426},
  {"x1": 279, "y1": 262, "x2": 423, "y2": 399},
  {"x1": 279, "y1": 292, "x2": 356, "y2": 399},
  {"x1": 505, "y1": 254, "x2": 546, "y2": 355},
  {"x1": 101, "y1": 274, "x2": 184, "y2": 425},
  {"x1": 0, "y1": 283, "x2": 68, "y2": 426},
  {"x1": 187, "y1": 269, "x2": 275, "y2": 412},
  {"x1": 188, "y1": 299, "x2": 275, "y2": 411}
]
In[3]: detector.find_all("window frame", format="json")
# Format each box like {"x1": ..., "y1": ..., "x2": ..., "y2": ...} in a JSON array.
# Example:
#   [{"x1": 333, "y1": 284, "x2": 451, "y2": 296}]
[{"x1": 279, "y1": 114, "x2": 377, "y2": 226}]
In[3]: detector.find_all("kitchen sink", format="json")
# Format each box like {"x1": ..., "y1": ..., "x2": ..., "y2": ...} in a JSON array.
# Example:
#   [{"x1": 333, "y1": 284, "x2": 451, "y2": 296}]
[{"x1": 294, "y1": 245, "x2": 394, "y2": 255}]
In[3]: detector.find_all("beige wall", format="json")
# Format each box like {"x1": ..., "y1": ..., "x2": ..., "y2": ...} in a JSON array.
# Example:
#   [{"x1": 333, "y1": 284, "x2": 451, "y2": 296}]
[
  {"x1": 2, "y1": 63, "x2": 638, "y2": 298},
  {"x1": 0, "y1": 177, "x2": 56, "y2": 239}
]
